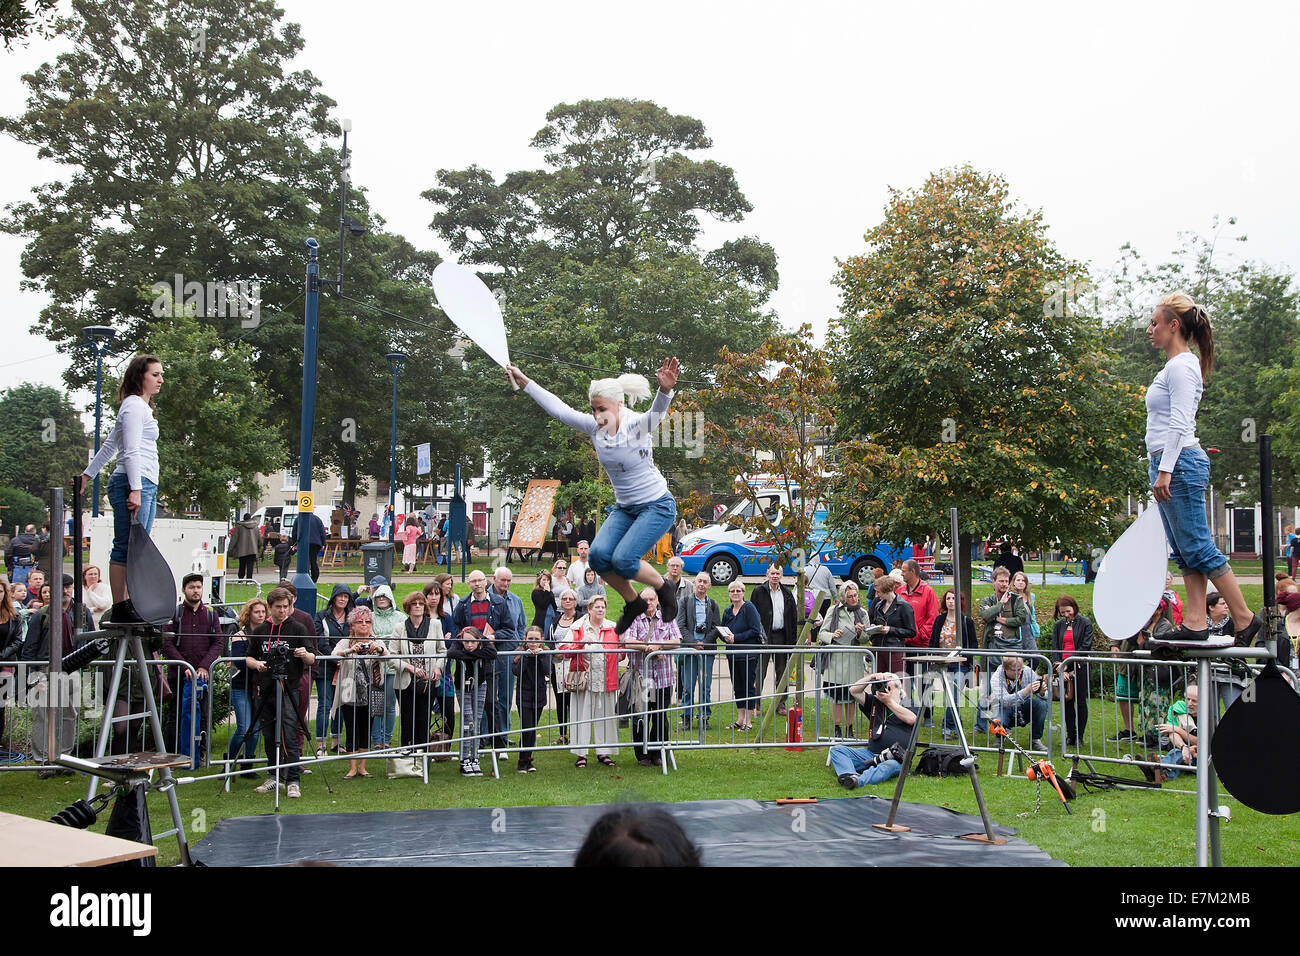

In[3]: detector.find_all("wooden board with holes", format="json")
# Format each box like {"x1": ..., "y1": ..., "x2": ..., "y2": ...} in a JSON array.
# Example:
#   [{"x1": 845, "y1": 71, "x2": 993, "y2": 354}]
[
  {"x1": 0, "y1": 810, "x2": 158, "y2": 867},
  {"x1": 509, "y1": 480, "x2": 561, "y2": 551}
]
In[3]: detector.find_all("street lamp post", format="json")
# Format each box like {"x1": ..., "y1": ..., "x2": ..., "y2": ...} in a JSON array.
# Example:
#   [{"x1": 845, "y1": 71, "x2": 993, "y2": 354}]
[
  {"x1": 386, "y1": 352, "x2": 406, "y2": 543},
  {"x1": 82, "y1": 326, "x2": 115, "y2": 517}
]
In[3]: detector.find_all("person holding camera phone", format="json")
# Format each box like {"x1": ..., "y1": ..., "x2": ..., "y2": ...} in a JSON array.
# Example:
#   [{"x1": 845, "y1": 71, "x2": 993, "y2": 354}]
[
  {"x1": 245, "y1": 587, "x2": 314, "y2": 797},
  {"x1": 329, "y1": 606, "x2": 388, "y2": 778},
  {"x1": 828, "y1": 672, "x2": 917, "y2": 789}
]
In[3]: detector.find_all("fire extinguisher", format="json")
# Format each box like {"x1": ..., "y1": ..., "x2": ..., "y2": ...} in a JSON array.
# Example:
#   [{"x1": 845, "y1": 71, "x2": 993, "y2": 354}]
[{"x1": 785, "y1": 702, "x2": 803, "y2": 751}]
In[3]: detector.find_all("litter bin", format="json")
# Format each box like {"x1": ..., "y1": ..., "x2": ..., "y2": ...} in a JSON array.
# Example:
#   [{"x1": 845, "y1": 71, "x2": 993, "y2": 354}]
[{"x1": 361, "y1": 541, "x2": 395, "y2": 584}]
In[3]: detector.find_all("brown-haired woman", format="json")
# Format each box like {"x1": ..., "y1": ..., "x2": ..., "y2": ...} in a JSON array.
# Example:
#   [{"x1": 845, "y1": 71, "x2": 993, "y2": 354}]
[
  {"x1": 1050, "y1": 595, "x2": 1094, "y2": 750},
  {"x1": 0, "y1": 586, "x2": 22, "y2": 744},
  {"x1": 79, "y1": 354, "x2": 164, "y2": 622},
  {"x1": 227, "y1": 598, "x2": 268, "y2": 777},
  {"x1": 392, "y1": 590, "x2": 445, "y2": 754},
  {"x1": 1145, "y1": 295, "x2": 1261, "y2": 644}
]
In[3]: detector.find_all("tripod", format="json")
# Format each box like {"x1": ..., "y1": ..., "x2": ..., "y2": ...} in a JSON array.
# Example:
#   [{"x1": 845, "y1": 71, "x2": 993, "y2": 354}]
[{"x1": 243, "y1": 666, "x2": 331, "y2": 809}]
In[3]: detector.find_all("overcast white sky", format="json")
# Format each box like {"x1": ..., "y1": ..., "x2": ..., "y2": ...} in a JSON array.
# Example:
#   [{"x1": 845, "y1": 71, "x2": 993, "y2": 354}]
[{"x1": 2, "y1": 0, "x2": 1297, "y2": 416}]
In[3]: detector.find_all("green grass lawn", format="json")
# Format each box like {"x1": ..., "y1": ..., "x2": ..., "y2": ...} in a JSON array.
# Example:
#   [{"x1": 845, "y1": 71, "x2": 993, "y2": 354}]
[{"x1": 5, "y1": 714, "x2": 1295, "y2": 867}]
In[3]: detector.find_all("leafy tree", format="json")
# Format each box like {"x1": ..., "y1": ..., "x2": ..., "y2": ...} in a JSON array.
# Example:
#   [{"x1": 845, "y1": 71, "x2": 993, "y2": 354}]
[
  {"x1": 2, "y1": 0, "x2": 472, "y2": 502},
  {"x1": 423, "y1": 100, "x2": 776, "y2": 496},
  {"x1": 0, "y1": 383, "x2": 90, "y2": 499},
  {"x1": 826, "y1": 166, "x2": 1148, "y2": 612},
  {"x1": 0, "y1": 485, "x2": 47, "y2": 532},
  {"x1": 140, "y1": 305, "x2": 280, "y2": 520},
  {"x1": 0, "y1": 0, "x2": 56, "y2": 48}
]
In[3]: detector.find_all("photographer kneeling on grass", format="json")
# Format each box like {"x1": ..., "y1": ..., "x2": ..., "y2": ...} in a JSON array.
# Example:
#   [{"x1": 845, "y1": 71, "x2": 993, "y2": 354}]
[
  {"x1": 245, "y1": 587, "x2": 315, "y2": 798},
  {"x1": 828, "y1": 672, "x2": 917, "y2": 790}
]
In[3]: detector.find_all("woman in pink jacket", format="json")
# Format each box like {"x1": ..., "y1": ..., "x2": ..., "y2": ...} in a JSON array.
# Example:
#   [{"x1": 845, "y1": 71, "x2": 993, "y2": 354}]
[{"x1": 561, "y1": 595, "x2": 624, "y2": 768}]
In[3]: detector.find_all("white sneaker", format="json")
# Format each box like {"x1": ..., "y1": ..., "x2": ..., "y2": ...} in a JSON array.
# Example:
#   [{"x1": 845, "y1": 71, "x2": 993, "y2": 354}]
[
  {"x1": 459, "y1": 760, "x2": 473, "y2": 776},
  {"x1": 469, "y1": 760, "x2": 483, "y2": 776},
  {"x1": 253, "y1": 779, "x2": 283, "y2": 794},
  {"x1": 286, "y1": 783, "x2": 301, "y2": 798},
  {"x1": 1030, "y1": 739, "x2": 1044, "y2": 752}
]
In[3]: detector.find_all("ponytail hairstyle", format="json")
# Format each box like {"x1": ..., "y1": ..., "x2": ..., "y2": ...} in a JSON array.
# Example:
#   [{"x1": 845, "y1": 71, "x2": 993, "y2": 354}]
[
  {"x1": 119, "y1": 353, "x2": 162, "y2": 413},
  {"x1": 588, "y1": 373, "x2": 653, "y2": 408},
  {"x1": 1156, "y1": 293, "x2": 1214, "y2": 380}
]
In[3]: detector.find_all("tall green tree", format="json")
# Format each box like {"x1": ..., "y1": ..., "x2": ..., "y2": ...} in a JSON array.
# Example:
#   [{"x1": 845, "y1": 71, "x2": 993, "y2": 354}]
[
  {"x1": 2, "y1": 0, "x2": 470, "y2": 501},
  {"x1": 826, "y1": 166, "x2": 1148, "y2": 612},
  {"x1": 0, "y1": 0, "x2": 56, "y2": 48},
  {"x1": 423, "y1": 100, "x2": 777, "y2": 495},
  {"x1": 0, "y1": 383, "x2": 90, "y2": 499},
  {"x1": 138, "y1": 306, "x2": 280, "y2": 519}
]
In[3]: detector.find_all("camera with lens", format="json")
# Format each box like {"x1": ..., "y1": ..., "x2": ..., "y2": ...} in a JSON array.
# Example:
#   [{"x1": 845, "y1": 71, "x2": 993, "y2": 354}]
[
  {"x1": 865, "y1": 678, "x2": 895, "y2": 697},
  {"x1": 263, "y1": 639, "x2": 294, "y2": 680}
]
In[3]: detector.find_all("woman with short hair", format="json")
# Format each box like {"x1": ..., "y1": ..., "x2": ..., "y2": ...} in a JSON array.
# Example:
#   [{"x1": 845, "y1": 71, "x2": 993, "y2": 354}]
[
  {"x1": 719, "y1": 582, "x2": 763, "y2": 732},
  {"x1": 816, "y1": 581, "x2": 869, "y2": 738},
  {"x1": 330, "y1": 606, "x2": 388, "y2": 778},
  {"x1": 869, "y1": 575, "x2": 914, "y2": 677}
]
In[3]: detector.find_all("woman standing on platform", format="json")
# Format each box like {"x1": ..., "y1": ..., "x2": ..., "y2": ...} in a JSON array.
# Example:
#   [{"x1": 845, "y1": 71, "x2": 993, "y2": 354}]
[
  {"x1": 79, "y1": 354, "x2": 164, "y2": 622},
  {"x1": 1144, "y1": 295, "x2": 1261, "y2": 643}
]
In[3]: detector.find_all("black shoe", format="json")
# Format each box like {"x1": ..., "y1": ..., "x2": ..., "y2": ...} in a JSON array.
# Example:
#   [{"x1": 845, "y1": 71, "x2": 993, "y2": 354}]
[
  {"x1": 656, "y1": 579, "x2": 678, "y2": 623},
  {"x1": 838, "y1": 773, "x2": 858, "y2": 790},
  {"x1": 833, "y1": 725, "x2": 843, "y2": 738},
  {"x1": 1165, "y1": 624, "x2": 1210, "y2": 642},
  {"x1": 614, "y1": 596, "x2": 648, "y2": 635},
  {"x1": 1109, "y1": 730, "x2": 1136, "y2": 741},
  {"x1": 1236, "y1": 612, "x2": 1264, "y2": 645},
  {"x1": 107, "y1": 599, "x2": 145, "y2": 625},
  {"x1": 680, "y1": 716, "x2": 692, "y2": 730}
]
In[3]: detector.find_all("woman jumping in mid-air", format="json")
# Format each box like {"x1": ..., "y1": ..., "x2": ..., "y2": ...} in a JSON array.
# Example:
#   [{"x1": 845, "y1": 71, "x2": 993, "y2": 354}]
[{"x1": 505, "y1": 358, "x2": 681, "y2": 634}]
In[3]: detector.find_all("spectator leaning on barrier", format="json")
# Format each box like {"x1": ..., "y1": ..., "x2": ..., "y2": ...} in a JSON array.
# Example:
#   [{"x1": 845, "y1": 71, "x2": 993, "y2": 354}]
[
  {"x1": 315, "y1": 584, "x2": 353, "y2": 754},
  {"x1": 817, "y1": 580, "x2": 869, "y2": 738},
  {"x1": 245, "y1": 586, "x2": 314, "y2": 797},
  {"x1": 676, "y1": 571, "x2": 721, "y2": 731},
  {"x1": 929, "y1": 588, "x2": 977, "y2": 742},
  {"x1": 978, "y1": 567, "x2": 1027, "y2": 653},
  {"x1": 369, "y1": 584, "x2": 406, "y2": 752},
  {"x1": 624, "y1": 587, "x2": 682, "y2": 767},
  {"x1": 720, "y1": 581, "x2": 763, "y2": 731},
  {"x1": 990, "y1": 655, "x2": 1047, "y2": 751},
  {"x1": 868, "y1": 574, "x2": 914, "y2": 677},
  {"x1": 828, "y1": 672, "x2": 917, "y2": 789},
  {"x1": 280, "y1": 580, "x2": 322, "y2": 757},
  {"x1": 392, "y1": 590, "x2": 445, "y2": 757},
  {"x1": 23, "y1": 574, "x2": 95, "y2": 775},
  {"x1": 751, "y1": 563, "x2": 798, "y2": 716},
  {"x1": 329, "y1": 606, "x2": 386, "y2": 779},
  {"x1": 162, "y1": 572, "x2": 224, "y2": 759},
  {"x1": 1050, "y1": 595, "x2": 1094, "y2": 749},
  {"x1": 548, "y1": 588, "x2": 581, "y2": 745}
]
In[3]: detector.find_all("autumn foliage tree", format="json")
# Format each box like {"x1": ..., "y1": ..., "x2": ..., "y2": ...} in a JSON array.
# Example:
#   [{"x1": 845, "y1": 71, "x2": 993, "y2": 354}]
[{"x1": 826, "y1": 166, "x2": 1147, "y2": 611}]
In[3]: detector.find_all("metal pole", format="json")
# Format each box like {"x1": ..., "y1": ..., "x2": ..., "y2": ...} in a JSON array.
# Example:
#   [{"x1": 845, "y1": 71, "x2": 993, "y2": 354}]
[
  {"x1": 1261, "y1": 437, "x2": 1280, "y2": 663},
  {"x1": 72, "y1": 474, "x2": 83, "y2": 624},
  {"x1": 47, "y1": 486, "x2": 65, "y2": 764},
  {"x1": 93, "y1": 353, "x2": 103, "y2": 517},
  {"x1": 337, "y1": 124, "x2": 349, "y2": 294},
  {"x1": 292, "y1": 239, "x2": 322, "y2": 616},
  {"x1": 389, "y1": 368, "x2": 398, "y2": 543},
  {"x1": 1195, "y1": 655, "x2": 1213, "y2": 867}
]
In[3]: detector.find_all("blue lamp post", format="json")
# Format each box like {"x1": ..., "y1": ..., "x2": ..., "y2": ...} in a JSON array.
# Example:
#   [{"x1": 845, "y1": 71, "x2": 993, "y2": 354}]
[
  {"x1": 82, "y1": 325, "x2": 115, "y2": 517},
  {"x1": 386, "y1": 351, "x2": 406, "y2": 543}
]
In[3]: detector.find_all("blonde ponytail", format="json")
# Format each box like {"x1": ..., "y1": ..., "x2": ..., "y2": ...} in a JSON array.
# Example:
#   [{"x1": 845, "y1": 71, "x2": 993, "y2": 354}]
[
  {"x1": 588, "y1": 373, "x2": 653, "y2": 408},
  {"x1": 1156, "y1": 292, "x2": 1215, "y2": 380}
]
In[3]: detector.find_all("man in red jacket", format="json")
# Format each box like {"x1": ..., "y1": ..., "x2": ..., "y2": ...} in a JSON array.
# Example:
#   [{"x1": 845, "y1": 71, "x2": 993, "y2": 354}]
[{"x1": 898, "y1": 559, "x2": 940, "y2": 724}]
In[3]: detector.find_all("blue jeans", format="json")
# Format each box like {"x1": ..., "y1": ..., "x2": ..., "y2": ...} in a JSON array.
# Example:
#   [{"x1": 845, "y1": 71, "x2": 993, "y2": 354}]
[
  {"x1": 177, "y1": 676, "x2": 206, "y2": 769},
  {"x1": 680, "y1": 649, "x2": 716, "y2": 719},
  {"x1": 589, "y1": 493, "x2": 676, "y2": 580},
  {"x1": 829, "y1": 744, "x2": 902, "y2": 786},
  {"x1": 316, "y1": 673, "x2": 340, "y2": 741},
  {"x1": 941, "y1": 665, "x2": 969, "y2": 735},
  {"x1": 107, "y1": 473, "x2": 158, "y2": 564},
  {"x1": 229, "y1": 685, "x2": 260, "y2": 761},
  {"x1": 1161, "y1": 746, "x2": 1195, "y2": 780},
  {"x1": 997, "y1": 696, "x2": 1048, "y2": 740},
  {"x1": 1149, "y1": 447, "x2": 1229, "y2": 577},
  {"x1": 372, "y1": 673, "x2": 396, "y2": 749}
]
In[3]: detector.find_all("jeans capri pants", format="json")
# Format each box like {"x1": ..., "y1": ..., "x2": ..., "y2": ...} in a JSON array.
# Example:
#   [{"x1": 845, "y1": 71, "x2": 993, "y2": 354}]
[
  {"x1": 106, "y1": 473, "x2": 158, "y2": 565},
  {"x1": 1148, "y1": 447, "x2": 1229, "y2": 578},
  {"x1": 588, "y1": 493, "x2": 676, "y2": 580}
]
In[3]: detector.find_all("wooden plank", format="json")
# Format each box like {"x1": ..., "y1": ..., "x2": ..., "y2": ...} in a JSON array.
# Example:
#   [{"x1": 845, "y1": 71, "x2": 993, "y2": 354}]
[
  {"x1": 509, "y1": 480, "x2": 561, "y2": 551},
  {"x1": 0, "y1": 810, "x2": 157, "y2": 868}
]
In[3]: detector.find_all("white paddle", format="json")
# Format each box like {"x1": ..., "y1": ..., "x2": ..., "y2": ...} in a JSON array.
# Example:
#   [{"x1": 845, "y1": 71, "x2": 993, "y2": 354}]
[
  {"x1": 432, "y1": 261, "x2": 515, "y2": 388},
  {"x1": 1093, "y1": 505, "x2": 1169, "y2": 640}
]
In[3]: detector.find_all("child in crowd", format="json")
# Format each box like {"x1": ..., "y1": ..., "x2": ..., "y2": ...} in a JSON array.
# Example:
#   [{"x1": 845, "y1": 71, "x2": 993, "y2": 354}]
[
  {"x1": 512, "y1": 625, "x2": 550, "y2": 773},
  {"x1": 1154, "y1": 683, "x2": 1198, "y2": 781},
  {"x1": 447, "y1": 626, "x2": 496, "y2": 777}
]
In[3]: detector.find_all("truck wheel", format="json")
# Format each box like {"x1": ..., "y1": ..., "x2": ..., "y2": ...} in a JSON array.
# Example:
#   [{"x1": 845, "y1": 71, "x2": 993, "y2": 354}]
[
  {"x1": 850, "y1": 557, "x2": 885, "y2": 590},
  {"x1": 708, "y1": 555, "x2": 742, "y2": 587}
]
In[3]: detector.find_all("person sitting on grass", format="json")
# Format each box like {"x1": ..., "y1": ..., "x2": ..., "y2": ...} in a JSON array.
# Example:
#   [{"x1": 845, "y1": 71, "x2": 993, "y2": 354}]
[
  {"x1": 1154, "y1": 683, "x2": 1198, "y2": 781},
  {"x1": 827, "y1": 672, "x2": 917, "y2": 790}
]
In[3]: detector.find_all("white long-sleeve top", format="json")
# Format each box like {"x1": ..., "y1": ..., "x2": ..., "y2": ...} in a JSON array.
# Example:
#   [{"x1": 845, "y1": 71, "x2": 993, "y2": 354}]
[
  {"x1": 524, "y1": 381, "x2": 672, "y2": 506},
  {"x1": 82, "y1": 394, "x2": 159, "y2": 490},
  {"x1": 1144, "y1": 352, "x2": 1202, "y2": 473}
]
